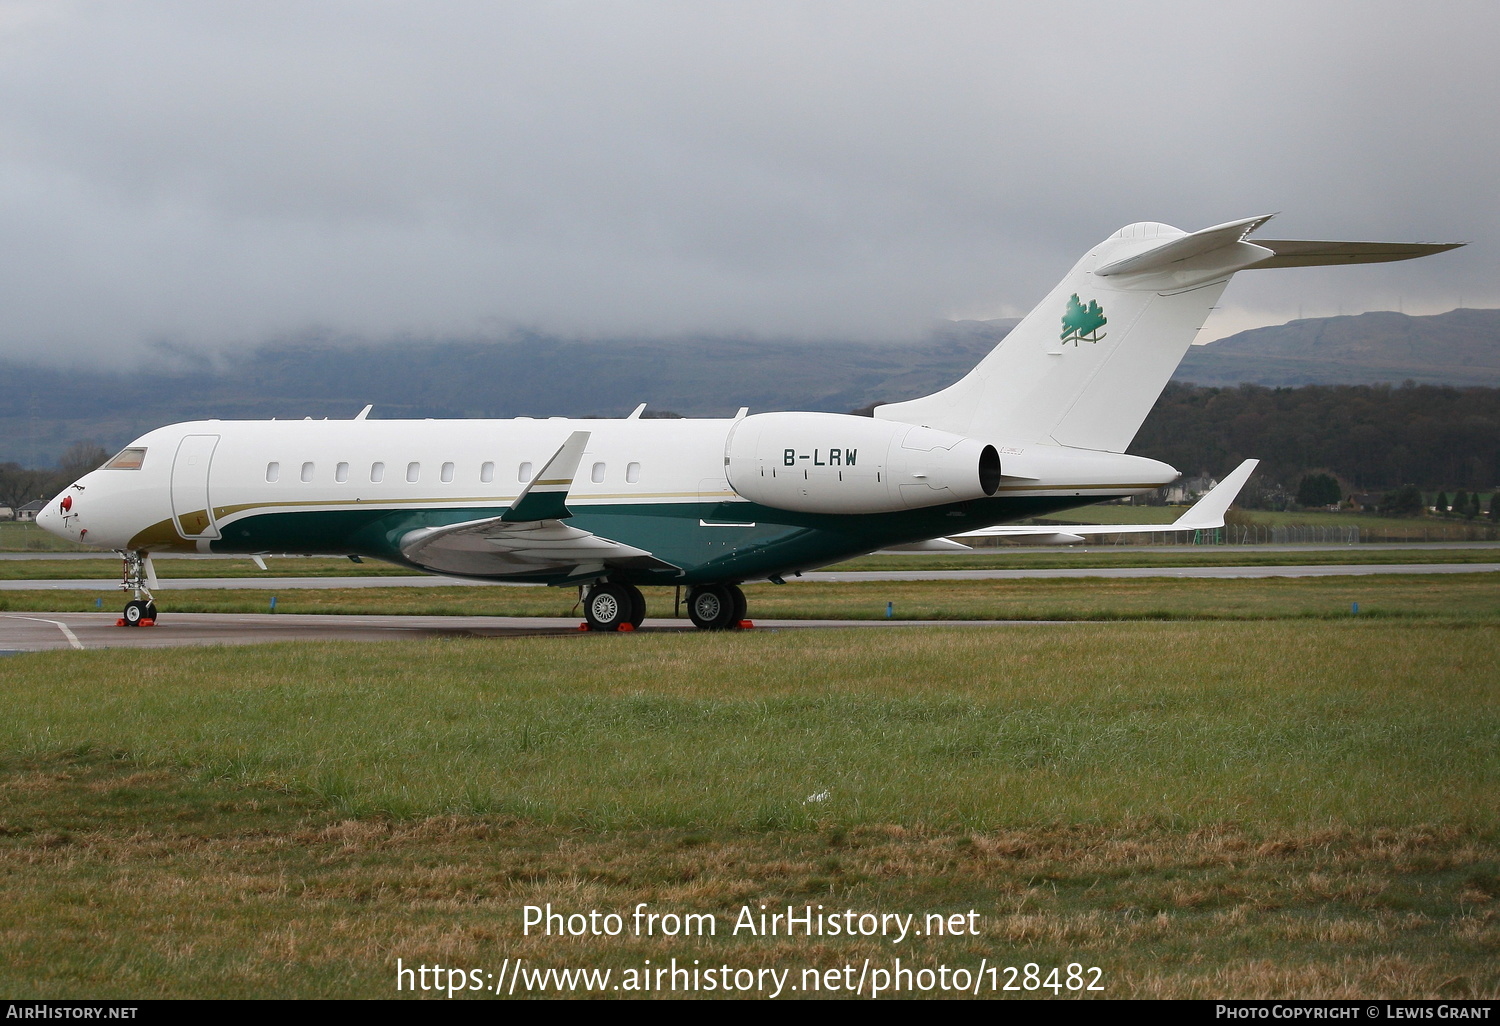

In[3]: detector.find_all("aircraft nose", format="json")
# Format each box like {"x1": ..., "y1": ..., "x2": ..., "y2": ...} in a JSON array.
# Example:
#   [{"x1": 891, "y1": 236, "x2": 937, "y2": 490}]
[
  {"x1": 35, "y1": 500, "x2": 59, "y2": 535},
  {"x1": 35, "y1": 494, "x2": 75, "y2": 540}
]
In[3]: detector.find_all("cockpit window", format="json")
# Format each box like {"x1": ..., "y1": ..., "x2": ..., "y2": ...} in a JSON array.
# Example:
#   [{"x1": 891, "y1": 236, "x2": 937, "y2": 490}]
[{"x1": 105, "y1": 447, "x2": 147, "y2": 470}]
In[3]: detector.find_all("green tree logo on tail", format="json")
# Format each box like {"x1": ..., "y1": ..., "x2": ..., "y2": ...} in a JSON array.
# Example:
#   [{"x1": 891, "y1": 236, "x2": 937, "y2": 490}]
[{"x1": 1060, "y1": 294, "x2": 1108, "y2": 345}]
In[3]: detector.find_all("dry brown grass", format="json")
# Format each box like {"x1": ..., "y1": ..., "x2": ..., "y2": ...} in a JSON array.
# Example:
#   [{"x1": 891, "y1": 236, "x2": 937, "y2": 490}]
[{"x1": 2, "y1": 756, "x2": 1495, "y2": 999}]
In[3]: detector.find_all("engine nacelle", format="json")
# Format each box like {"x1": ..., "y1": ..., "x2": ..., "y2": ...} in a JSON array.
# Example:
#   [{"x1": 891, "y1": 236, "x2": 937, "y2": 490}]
[{"x1": 725, "y1": 412, "x2": 1001, "y2": 514}]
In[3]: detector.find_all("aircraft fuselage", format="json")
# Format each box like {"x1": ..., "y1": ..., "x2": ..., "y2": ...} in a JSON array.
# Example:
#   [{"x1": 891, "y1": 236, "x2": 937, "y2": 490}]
[{"x1": 41, "y1": 415, "x2": 1174, "y2": 586}]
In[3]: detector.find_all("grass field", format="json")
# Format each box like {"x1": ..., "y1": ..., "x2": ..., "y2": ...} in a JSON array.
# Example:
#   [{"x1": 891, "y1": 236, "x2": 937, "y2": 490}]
[
  {"x1": 3, "y1": 571, "x2": 1499, "y2": 623},
  {"x1": 1, "y1": 607, "x2": 1497, "y2": 999},
  {"x1": 0, "y1": 555, "x2": 423, "y2": 580},
  {"x1": 4, "y1": 546, "x2": 1500, "y2": 581},
  {"x1": 0, "y1": 521, "x2": 92, "y2": 552},
  {"x1": 834, "y1": 547, "x2": 1500, "y2": 572}
]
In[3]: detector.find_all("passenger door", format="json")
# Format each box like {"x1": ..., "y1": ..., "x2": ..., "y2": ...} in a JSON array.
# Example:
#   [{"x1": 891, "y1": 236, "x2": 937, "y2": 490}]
[{"x1": 171, "y1": 434, "x2": 221, "y2": 540}]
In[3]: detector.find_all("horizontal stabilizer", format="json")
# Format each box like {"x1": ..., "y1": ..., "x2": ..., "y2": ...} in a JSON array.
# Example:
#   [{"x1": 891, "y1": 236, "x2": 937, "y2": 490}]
[
  {"x1": 1244, "y1": 240, "x2": 1464, "y2": 268},
  {"x1": 955, "y1": 459, "x2": 1258, "y2": 541},
  {"x1": 1094, "y1": 214, "x2": 1275, "y2": 278}
]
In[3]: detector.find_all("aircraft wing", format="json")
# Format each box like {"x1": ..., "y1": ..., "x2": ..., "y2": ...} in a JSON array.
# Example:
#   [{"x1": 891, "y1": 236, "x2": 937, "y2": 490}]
[
  {"x1": 398, "y1": 430, "x2": 679, "y2": 579},
  {"x1": 400, "y1": 516, "x2": 679, "y2": 579},
  {"x1": 955, "y1": 459, "x2": 1258, "y2": 543}
]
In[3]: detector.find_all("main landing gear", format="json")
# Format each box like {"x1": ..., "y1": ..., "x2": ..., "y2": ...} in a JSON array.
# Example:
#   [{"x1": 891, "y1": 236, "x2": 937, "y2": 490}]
[
  {"x1": 686, "y1": 583, "x2": 747, "y2": 631},
  {"x1": 580, "y1": 582, "x2": 749, "y2": 632},
  {"x1": 582, "y1": 582, "x2": 648, "y2": 632},
  {"x1": 117, "y1": 550, "x2": 158, "y2": 627}
]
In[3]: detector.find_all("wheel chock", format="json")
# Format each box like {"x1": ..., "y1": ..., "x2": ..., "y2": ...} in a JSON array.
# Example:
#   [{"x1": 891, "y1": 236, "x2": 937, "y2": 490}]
[
  {"x1": 578, "y1": 622, "x2": 589, "y2": 631},
  {"x1": 140, "y1": 619, "x2": 156, "y2": 627},
  {"x1": 115, "y1": 618, "x2": 128, "y2": 627},
  {"x1": 619, "y1": 623, "x2": 635, "y2": 632},
  {"x1": 738, "y1": 620, "x2": 754, "y2": 630}
]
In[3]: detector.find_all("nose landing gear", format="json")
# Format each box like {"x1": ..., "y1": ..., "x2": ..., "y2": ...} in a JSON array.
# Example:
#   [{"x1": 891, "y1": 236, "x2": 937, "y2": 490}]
[{"x1": 116, "y1": 551, "x2": 159, "y2": 627}]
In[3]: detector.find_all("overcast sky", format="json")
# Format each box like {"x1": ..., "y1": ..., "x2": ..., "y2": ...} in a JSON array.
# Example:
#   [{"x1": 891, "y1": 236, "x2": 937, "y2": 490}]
[{"x1": 0, "y1": 0, "x2": 1494, "y2": 366}]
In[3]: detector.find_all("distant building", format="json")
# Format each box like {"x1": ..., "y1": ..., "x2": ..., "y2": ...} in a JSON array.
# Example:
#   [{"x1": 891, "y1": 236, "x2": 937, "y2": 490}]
[
  {"x1": 1163, "y1": 473, "x2": 1217, "y2": 504},
  {"x1": 16, "y1": 499, "x2": 46, "y2": 522}
]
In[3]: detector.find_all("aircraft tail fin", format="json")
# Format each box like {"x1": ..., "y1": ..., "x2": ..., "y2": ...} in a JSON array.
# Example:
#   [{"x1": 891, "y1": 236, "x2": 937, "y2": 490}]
[{"x1": 875, "y1": 217, "x2": 1459, "y2": 453}]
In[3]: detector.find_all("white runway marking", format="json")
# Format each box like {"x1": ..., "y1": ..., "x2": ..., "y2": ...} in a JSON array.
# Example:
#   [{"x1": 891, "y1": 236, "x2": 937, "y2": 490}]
[{"x1": 1, "y1": 614, "x2": 85, "y2": 650}]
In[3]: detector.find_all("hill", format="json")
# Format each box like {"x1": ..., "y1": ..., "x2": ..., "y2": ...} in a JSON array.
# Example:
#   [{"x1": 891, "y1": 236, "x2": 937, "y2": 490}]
[
  {"x1": 1177, "y1": 308, "x2": 1500, "y2": 387},
  {"x1": 4, "y1": 307, "x2": 1498, "y2": 469},
  {"x1": 0, "y1": 322, "x2": 1012, "y2": 467}
]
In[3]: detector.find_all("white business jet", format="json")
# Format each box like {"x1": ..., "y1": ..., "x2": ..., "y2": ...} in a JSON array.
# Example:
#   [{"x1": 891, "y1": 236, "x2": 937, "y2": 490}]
[{"x1": 36, "y1": 216, "x2": 1457, "y2": 630}]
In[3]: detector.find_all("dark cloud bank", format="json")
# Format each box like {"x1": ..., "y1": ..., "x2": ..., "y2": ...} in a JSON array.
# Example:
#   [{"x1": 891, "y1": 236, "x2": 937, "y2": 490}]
[{"x1": 0, "y1": 1, "x2": 1493, "y2": 366}]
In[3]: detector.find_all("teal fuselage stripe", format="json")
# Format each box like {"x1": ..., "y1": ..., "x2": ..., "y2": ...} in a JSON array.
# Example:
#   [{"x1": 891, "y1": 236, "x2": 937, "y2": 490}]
[{"x1": 206, "y1": 493, "x2": 1125, "y2": 585}]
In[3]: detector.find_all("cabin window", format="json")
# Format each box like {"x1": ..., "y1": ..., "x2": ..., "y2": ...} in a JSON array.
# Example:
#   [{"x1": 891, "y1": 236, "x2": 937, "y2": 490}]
[
  {"x1": 480, "y1": 461, "x2": 495, "y2": 483},
  {"x1": 406, "y1": 462, "x2": 420, "y2": 483},
  {"x1": 441, "y1": 462, "x2": 454, "y2": 483},
  {"x1": 371, "y1": 462, "x2": 385, "y2": 483},
  {"x1": 105, "y1": 447, "x2": 147, "y2": 471},
  {"x1": 626, "y1": 462, "x2": 641, "y2": 483},
  {"x1": 518, "y1": 462, "x2": 533, "y2": 483},
  {"x1": 265, "y1": 462, "x2": 280, "y2": 483},
  {"x1": 335, "y1": 462, "x2": 349, "y2": 483},
  {"x1": 300, "y1": 462, "x2": 315, "y2": 483},
  {"x1": 591, "y1": 462, "x2": 606, "y2": 483}
]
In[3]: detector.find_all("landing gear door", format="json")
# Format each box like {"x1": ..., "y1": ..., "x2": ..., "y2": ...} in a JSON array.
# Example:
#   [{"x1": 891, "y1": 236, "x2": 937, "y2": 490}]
[{"x1": 171, "y1": 434, "x2": 221, "y2": 540}]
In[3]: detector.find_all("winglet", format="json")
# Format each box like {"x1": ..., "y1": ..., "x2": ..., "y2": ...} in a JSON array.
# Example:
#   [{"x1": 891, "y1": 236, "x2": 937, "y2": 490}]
[
  {"x1": 1168, "y1": 459, "x2": 1259, "y2": 530},
  {"x1": 502, "y1": 431, "x2": 591, "y2": 522}
]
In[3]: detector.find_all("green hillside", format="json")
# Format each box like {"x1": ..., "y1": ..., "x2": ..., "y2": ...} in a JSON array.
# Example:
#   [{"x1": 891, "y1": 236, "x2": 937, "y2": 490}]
[
  {"x1": 4, "y1": 308, "x2": 1498, "y2": 471},
  {"x1": 0, "y1": 323, "x2": 1011, "y2": 467},
  {"x1": 1177, "y1": 308, "x2": 1500, "y2": 387}
]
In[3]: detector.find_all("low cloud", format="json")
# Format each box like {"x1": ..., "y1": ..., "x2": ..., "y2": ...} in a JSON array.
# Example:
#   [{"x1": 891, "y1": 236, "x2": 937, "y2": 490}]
[{"x1": 0, "y1": 1, "x2": 1492, "y2": 364}]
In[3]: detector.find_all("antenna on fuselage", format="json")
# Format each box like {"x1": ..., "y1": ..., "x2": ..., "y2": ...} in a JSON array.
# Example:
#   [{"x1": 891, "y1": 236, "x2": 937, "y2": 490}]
[
  {"x1": 627, "y1": 403, "x2": 646, "y2": 419},
  {"x1": 354, "y1": 405, "x2": 373, "y2": 420}
]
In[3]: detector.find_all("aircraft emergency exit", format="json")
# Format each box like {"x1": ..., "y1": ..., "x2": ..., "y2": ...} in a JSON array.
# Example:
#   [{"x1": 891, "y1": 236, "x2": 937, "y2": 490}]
[{"x1": 36, "y1": 215, "x2": 1459, "y2": 630}]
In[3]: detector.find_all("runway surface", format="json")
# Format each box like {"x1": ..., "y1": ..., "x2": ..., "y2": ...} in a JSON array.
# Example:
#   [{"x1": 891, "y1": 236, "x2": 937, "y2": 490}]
[
  {"x1": 2, "y1": 562, "x2": 1497, "y2": 591},
  {"x1": 0, "y1": 611, "x2": 1045, "y2": 653}
]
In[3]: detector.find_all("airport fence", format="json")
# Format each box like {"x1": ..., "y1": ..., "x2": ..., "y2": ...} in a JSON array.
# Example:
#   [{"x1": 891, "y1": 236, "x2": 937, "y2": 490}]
[{"x1": 1086, "y1": 523, "x2": 1499, "y2": 546}]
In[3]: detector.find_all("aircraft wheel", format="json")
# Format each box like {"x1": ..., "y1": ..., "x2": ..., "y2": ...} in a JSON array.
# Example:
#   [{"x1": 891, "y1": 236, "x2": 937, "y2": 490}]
[
  {"x1": 584, "y1": 583, "x2": 632, "y2": 632},
  {"x1": 687, "y1": 584, "x2": 737, "y2": 631},
  {"x1": 727, "y1": 584, "x2": 747, "y2": 626},
  {"x1": 123, "y1": 600, "x2": 148, "y2": 626},
  {"x1": 622, "y1": 584, "x2": 647, "y2": 629},
  {"x1": 145, "y1": 602, "x2": 158, "y2": 622}
]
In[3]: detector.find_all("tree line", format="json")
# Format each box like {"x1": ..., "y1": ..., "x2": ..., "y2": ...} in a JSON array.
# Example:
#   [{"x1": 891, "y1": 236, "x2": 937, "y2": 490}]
[
  {"x1": 7, "y1": 382, "x2": 1500, "y2": 516},
  {"x1": 0, "y1": 443, "x2": 108, "y2": 511},
  {"x1": 1132, "y1": 382, "x2": 1500, "y2": 509}
]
